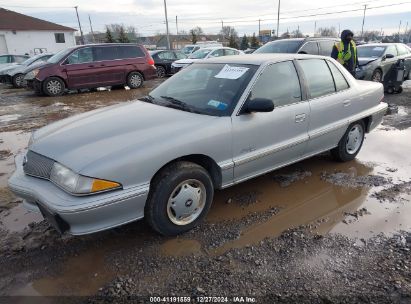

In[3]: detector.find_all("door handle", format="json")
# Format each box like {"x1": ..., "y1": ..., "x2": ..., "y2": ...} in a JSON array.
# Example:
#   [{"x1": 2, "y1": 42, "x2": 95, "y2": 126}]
[
  {"x1": 343, "y1": 100, "x2": 351, "y2": 107},
  {"x1": 88, "y1": 65, "x2": 95, "y2": 68},
  {"x1": 295, "y1": 113, "x2": 306, "y2": 123}
]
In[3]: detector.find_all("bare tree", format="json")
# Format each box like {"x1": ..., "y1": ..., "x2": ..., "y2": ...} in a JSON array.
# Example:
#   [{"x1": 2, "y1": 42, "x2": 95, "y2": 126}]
[
  {"x1": 291, "y1": 29, "x2": 304, "y2": 38},
  {"x1": 360, "y1": 30, "x2": 380, "y2": 42},
  {"x1": 219, "y1": 26, "x2": 238, "y2": 40},
  {"x1": 316, "y1": 27, "x2": 338, "y2": 37}
]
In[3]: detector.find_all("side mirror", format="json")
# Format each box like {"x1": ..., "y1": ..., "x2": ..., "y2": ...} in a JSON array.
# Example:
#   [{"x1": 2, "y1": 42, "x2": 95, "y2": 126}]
[
  {"x1": 383, "y1": 54, "x2": 395, "y2": 60},
  {"x1": 243, "y1": 98, "x2": 274, "y2": 114}
]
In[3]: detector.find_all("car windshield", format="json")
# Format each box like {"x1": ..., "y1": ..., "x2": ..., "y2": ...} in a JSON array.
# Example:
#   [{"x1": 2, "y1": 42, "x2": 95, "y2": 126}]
[
  {"x1": 21, "y1": 55, "x2": 45, "y2": 66},
  {"x1": 357, "y1": 46, "x2": 387, "y2": 58},
  {"x1": 47, "y1": 48, "x2": 73, "y2": 64},
  {"x1": 181, "y1": 46, "x2": 195, "y2": 54},
  {"x1": 254, "y1": 40, "x2": 302, "y2": 54},
  {"x1": 144, "y1": 63, "x2": 258, "y2": 116},
  {"x1": 189, "y1": 49, "x2": 213, "y2": 59}
]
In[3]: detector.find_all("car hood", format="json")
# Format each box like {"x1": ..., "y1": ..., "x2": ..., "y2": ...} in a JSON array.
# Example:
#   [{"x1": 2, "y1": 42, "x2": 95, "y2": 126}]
[
  {"x1": 174, "y1": 58, "x2": 200, "y2": 65},
  {"x1": 22, "y1": 61, "x2": 52, "y2": 74},
  {"x1": 0, "y1": 63, "x2": 17, "y2": 69},
  {"x1": 30, "y1": 101, "x2": 217, "y2": 173},
  {"x1": 358, "y1": 57, "x2": 379, "y2": 67}
]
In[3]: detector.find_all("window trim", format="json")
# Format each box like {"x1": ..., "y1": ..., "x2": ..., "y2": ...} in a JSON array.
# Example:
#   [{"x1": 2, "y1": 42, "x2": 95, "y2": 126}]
[
  {"x1": 237, "y1": 60, "x2": 305, "y2": 115},
  {"x1": 325, "y1": 60, "x2": 350, "y2": 93}
]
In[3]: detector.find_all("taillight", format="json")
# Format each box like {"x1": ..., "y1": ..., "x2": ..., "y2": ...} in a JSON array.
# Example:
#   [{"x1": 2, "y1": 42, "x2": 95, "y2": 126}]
[{"x1": 148, "y1": 57, "x2": 154, "y2": 66}]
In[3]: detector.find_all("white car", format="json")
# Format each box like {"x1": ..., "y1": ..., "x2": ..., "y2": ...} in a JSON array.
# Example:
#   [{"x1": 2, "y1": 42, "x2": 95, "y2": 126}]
[
  {"x1": 171, "y1": 47, "x2": 244, "y2": 73},
  {"x1": 181, "y1": 42, "x2": 223, "y2": 55}
]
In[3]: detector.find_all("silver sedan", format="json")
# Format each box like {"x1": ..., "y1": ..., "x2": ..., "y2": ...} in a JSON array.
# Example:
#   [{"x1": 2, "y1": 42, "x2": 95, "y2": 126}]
[{"x1": 9, "y1": 54, "x2": 387, "y2": 236}]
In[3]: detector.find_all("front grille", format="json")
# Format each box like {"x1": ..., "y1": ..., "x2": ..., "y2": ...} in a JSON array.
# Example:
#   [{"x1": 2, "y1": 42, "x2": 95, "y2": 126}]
[{"x1": 23, "y1": 150, "x2": 55, "y2": 179}]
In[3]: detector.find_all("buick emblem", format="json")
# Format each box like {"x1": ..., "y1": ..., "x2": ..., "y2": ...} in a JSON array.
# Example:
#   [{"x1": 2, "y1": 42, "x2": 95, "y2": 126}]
[{"x1": 22, "y1": 155, "x2": 28, "y2": 166}]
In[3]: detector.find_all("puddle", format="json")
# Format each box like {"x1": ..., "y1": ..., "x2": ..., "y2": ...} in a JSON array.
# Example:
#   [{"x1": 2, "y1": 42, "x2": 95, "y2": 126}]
[
  {"x1": 161, "y1": 239, "x2": 202, "y2": 257},
  {"x1": 0, "y1": 204, "x2": 43, "y2": 232}
]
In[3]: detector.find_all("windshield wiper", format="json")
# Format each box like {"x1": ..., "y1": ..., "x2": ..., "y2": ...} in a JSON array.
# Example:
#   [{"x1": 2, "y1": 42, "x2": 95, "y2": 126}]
[
  {"x1": 160, "y1": 96, "x2": 201, "y2": 114},
  {"x1": 140, "y1": 95, "x2": 157, "y2": 104}
]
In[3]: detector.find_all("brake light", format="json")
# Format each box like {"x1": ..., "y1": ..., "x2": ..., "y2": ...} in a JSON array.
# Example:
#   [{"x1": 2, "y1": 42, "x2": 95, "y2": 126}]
[{"x1": 148, "y1": 57, "x2": 154, "y2": 66}]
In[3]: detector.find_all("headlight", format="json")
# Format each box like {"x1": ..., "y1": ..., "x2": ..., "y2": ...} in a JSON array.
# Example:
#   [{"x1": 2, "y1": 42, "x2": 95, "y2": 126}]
[
  {"x1": 24, "y1": 69, "x2": 39, "y2": 80},
  {"x1": 50, "y1": 162, "x2": 121, "y2": 195}
]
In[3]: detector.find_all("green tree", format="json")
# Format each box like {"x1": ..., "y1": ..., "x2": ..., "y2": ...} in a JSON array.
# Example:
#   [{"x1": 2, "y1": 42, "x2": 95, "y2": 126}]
[
  {"x1": 118, "y1": 26, "x2": 129, "y2": 43},
  {"x1": 250, "y1": 33, "x2": 259, "y2": 48},
  {"x1": 240, "y1": 34, "x2": 249, "y2": 50},
  {"x1": 228, "y1": 34, "x2": 238, "y2": 49},
  {"x1": 105, "y1": 28, "x2": 114, "y2": 43}
]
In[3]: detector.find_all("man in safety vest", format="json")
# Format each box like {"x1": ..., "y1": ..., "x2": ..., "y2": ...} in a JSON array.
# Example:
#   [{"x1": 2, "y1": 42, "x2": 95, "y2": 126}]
[{"x1": 331, "y1": 29, "x2": 358, "y2": 77}]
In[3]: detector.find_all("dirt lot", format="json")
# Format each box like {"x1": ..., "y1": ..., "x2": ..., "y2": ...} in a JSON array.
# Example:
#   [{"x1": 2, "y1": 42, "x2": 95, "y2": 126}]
[{"x1": 0, "y1": 81, "x2": 410, "y2": 303}]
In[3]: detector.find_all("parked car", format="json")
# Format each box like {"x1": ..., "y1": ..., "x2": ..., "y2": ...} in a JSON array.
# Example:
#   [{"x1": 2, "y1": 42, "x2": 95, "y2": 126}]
[
  {"x1": 254, "y1": 37, "x2": 339, "y2": 56},
  {"x1": 9, "y1": 54, "x2": 387, "y2": 236},
  {"x1": 244, "y1": 48, "x2": 258, "y2": 54},
  {"x1": 149, "y1": 50, "x2": 186, "y2": 78},
  {"x1": 355, "y1": 43, "x2": 411, "y2": 82},
  {"x1": 23, "y1": 44, "x2": 156, "y2": 96},
  {"x1": 0, "y1": 53, "x2": 53, "y2": 88},
  {"x1": 171, "y1": 47, "x2": 244, "y2": 73},
  {"x1": 0, "y1": 54, "x2": 30, "y2": 69},
  {"x1": 181, "y1": 42, "x2": 223, "y2": 55}
]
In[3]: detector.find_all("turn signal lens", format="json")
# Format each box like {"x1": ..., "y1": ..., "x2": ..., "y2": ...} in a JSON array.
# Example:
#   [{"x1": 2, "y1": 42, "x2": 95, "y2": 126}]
[{"x1": 91, "y1": 179, "x2": 121, "y2": 193}]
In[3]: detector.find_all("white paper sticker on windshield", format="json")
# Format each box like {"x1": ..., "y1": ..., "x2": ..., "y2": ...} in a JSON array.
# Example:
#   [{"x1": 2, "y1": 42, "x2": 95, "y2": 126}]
[
  {"x1": 373, "y1": 47, "x2": 385, "y2": 51},
  {"x1": 214, "y1": 64, "x2": 249, "y2": 79}
]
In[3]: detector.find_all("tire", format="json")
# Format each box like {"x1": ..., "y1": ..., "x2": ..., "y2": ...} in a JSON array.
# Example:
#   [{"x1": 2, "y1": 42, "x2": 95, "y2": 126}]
[
  {"x1": 126, "y1": 71, "x2": 144, "y2": 89},
  {"x1": 331, "y1": 121, "x2": 365, "y2": 162},
  {"x1": 156, "y1": 66, "x2": 166, "y2": 78},
  {"x1": 145, "y1": 161, "x2": 214, "y2": 236},
  {"x1": 371, "y1": 69, "x2": 382, "y2": 82},
  {"x1": 12, "y1": 73, "x2": 24, "y2": 88},
  {"x1": 42, "y1": 77, "x2": 65, "y2": 96}
]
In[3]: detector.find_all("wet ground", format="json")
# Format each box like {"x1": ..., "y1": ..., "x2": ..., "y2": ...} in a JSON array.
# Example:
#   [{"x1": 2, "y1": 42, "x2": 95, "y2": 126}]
[{"x1": 0, "y1": 81, "x2": 410, "y2": 303}]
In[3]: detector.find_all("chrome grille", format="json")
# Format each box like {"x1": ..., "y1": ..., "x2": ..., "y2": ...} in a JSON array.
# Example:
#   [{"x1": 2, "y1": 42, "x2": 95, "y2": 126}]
[{"x1": 23, "y1": 150, "x2": 55, "y2": 179}]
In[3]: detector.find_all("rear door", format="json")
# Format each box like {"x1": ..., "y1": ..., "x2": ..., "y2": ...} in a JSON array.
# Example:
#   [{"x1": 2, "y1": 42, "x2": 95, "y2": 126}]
[
  {"x1": 396, "y1": 44, "x2": 411, "y2": 78},
  {"x1": 298, "y1": 58, "x2": 351, "y2": 155},
  {"x1": 381, "y1": 45, "x2": 399, "y2": 78},
  {"x1": 64, "y1": 47, "x2": 99, "y2": 88},
  {"x1": 232, "y1": 60, "x2": 310, "y2": 182}
]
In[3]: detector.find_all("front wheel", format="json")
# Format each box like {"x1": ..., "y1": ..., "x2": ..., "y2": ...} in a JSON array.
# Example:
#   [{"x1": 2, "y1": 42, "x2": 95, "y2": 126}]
[
  {"x1": 42, "y1": 77, "x2": 65, "y2": 96},
  {"x1": 145, "y1": 161, "x2": 214, "y2": 236},
  {"x1": 127, "y1": 71, "x2": 144, "y2": 89},
  {"x1": 156, "y1": 66, "x2": 166, "y2": 78},
  {"x1": 12, "y1": 73, "x2": 24, "y2": 88},
  {"x1": 331, "y1": 121, "x2": 365, "y2": 162},
  {"x1": 371, "y1": 69, "x2": 382, "y2": 82}
]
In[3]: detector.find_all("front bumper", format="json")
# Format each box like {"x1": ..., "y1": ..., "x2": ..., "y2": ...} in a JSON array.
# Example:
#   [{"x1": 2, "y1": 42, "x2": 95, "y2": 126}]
[
  {"x1": 355, "y1": 67, "x2": 373, "y2": 80},
  {"x1": 8, "y1": 153, "x2": 149, "y2": 235}
]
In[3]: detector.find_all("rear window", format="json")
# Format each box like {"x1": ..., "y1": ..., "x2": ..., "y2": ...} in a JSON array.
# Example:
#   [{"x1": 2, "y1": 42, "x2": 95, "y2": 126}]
[{"x1": 118, "y1": 45, "x2": 145, "y2": 59}]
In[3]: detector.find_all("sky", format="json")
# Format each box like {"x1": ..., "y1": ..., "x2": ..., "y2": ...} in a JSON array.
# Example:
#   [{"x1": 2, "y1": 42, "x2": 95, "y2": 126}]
[{"x1": 1, "y1": 0, "x2": 411, "y2": 37}]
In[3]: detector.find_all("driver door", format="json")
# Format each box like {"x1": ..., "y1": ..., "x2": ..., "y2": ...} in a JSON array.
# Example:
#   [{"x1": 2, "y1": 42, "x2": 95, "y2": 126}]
[{"x1": 231, "y1": 60, "x2": 310, "y2": 182}]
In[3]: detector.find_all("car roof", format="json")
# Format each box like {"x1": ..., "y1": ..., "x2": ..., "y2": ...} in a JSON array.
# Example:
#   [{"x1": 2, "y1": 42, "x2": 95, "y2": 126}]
[
  {"x1": 203, "y1": 53, "x2": 329, "y2": 65},
  {"x1": 357, "y1": 43, "x2": 396, "y2": 47}
]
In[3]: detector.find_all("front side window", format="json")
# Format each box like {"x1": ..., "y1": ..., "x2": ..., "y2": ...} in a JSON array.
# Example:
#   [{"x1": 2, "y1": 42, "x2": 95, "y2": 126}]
[
  {"x1": 158, "y1": 51, "x2": 175, "y2": 60},
  {"x1": 66, "y1": 47, "x2": 93, "y2": 64},
  {"x1": 385, "y1": 45, "x2": 398, "y2": 57},
  {"x1": 175, "y1": 52, "x2": 186, "y2": 59},
  {"x1": 55, "y1": 33, "x2": 65, "y2": 43},
  {"x1": 0, "y1": 55, "x2": 10, "y2": 64},
  {"x1": 327, "y1": 61, "x2": 349, "y2": 91},
  {"x1": 224, "y1": 49, "x2": 238, "y2": 56},
  {"x1": 319, "y1": 40, "x2": 336, "y2": 56},
  {"x1": 189, "y1": 49, "x2": 212, "y2": 59},
  {"x1": 299, "y1": 42, "x2": 318, "y2": 55},
  {"x1": 247, "y1": 61, "x2": 301, "y2": 107},
  {"x1": 396, "y1": 44, "x2": 410, "y2": 56},
  {"x1": 298, "y1": 59, "x2": 336, "y2": 99},
  {"x1": 147, "y1": 63, "x2": 257, "y2": 116},
  {"x1": 209, "y1": 49, "x2": 224, "y2": 58}
]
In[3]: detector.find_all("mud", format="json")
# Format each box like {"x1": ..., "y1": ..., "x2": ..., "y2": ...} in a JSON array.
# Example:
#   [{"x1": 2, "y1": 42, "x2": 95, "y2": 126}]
[{"x1": 0, "y1": 82, "x2": 411, "y2": 301}]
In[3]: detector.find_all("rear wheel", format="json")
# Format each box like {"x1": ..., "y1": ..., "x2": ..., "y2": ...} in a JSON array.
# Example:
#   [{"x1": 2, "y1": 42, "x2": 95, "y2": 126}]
[
  {"x1": 371, "y1": 69, "x2": 382, "y2": 82},
  {"x1": 145, "y1": 161, "x2": 214, "y2": 236},
  {"x1": 331, "y1": 121, "x2": 365, "y2": 162},
  {"x1": 12, "y1": 73, "x2": 24, "y2": 88},
  {"x1": 156, "y1": 66, "x2": 166, "y2": 78},
  {"x1": 127, "y1": 72, "x2": 143, "y2": 89},
  {"x1": 43, "y1": 77, "x2": 65, "y2": 96}
]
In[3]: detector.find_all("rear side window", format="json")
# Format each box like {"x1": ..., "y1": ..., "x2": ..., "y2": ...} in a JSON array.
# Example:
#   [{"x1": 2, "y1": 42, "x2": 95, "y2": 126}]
[
  {"x1": 94, "y1": 46, "x2": 118, "y2": 61},
  {"x1": 67, "y1": 48, "x2": 94, "y2": 64},
  {"x1": 209, "y1": 49, "x2": 224, "y2": 57},
  {"x1": 248, "y1": 61, "x2": 302, "y2": 107},
  {"x1": 118, "y1": 46, "x2": 145, "y2": 59},
  {"x1": 319, "y1": 40, "x2": 336, "y2": 56},
  {"x1": 397, "y1": 44, "x2": 410, "y2": 55},
  {"x1": 385, "y1": 45, "x2": 398, "y2": 57},
  {"x1": 175, "y1": 52, "x2": 186, "y2": 59},
  {"x1": 0, "y1": 55, "x2": 10, "y2": 64},
  {"x1": 298, "y1": 59, "x2": 335, "y2": 99},
  {"x1": 327, "y1": 61, "x2": 349, "y2": 91},
  {"x1": 224, "y1": 49, "x2": 238, "y2": 56},
  {"x1": 299, "y1": 42, "x2": 318, "y2": 55},
  {"x1": 158, "y1": 51, "x2": 175, "y2": 60}
]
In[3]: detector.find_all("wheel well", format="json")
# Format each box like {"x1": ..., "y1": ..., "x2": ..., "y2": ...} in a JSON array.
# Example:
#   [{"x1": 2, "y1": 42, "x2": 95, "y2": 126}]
[
  {"x1": 362, "y1": 116, "x2": 372, "y2": 133},
  {"x1": 128, "y1": 70, "x2": 145, "y2": 81},
  {"x1": 43, "y1": 76, "x2": 67, "y2": 87},
  {"x1": 151, "y1": 155, "x2": 222, "y2": 189}
]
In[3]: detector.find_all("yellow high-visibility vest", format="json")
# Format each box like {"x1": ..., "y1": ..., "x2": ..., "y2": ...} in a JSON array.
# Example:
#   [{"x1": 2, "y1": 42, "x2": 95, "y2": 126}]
[{"x1": 335, "y1": 41, "x2": 357, "y2": 65}]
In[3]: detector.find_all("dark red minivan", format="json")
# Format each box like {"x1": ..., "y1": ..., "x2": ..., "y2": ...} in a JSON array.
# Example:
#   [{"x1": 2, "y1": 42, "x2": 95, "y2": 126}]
[{"x1": 24, "y1": 43, "x2": 156, "y2": 96}]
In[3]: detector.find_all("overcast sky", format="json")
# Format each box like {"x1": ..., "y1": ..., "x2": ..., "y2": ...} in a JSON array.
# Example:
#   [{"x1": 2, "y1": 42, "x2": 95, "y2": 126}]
[{"x1": 1, "y1": 0, "x2": 411, "y2": 36}]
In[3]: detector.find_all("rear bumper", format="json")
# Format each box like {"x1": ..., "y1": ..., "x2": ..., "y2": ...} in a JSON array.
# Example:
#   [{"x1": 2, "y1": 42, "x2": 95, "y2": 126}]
[
  {"x1": 8, "y1": 153, "x2": 149, "y2": 235},
  {"x1": 144, "y1": 66, "x2": 157, "y2": 80}
]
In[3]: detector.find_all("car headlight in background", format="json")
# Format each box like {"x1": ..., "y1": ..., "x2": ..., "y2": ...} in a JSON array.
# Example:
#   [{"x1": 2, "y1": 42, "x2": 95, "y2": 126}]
[
  {"x1": 24, "y1": 69, "x2": 40, "y2": 80},
  {"x1": 50, "y1": 162, "x2": 121, "y2": 195}
]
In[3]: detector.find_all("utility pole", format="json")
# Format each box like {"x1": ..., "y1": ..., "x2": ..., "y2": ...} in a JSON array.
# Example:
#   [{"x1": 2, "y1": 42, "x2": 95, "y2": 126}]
[
  {"x1": 398, "y1": 20, "x2": 402, "y2": 42},
  {"x1": 276, "y1": 0, "x2": 281, "y2": 38},
  {"x1": 258, "y1": 19, "x2": 261, "y2": 40},
  {"x1": 88, "y1": 14, "x2": 95, "y2": 43},
  {"x1": 314, "y1": 21, "x2": 316, "y2": 37},
  {"x1": 404, "y1": 21, "x2": 408, "y2": 43},
  {"x1": 360, "y1": 4, "x2": 367, "y2": 40},
  {"x1": 176, "y1": 16, "x2": 179, "y2": 49},
  {"x1": 74, "y1": 6, "x2": 84, "y2": 45},
  {"x1": 163, "y1": 0, "x2": 170, "y2": 50}
]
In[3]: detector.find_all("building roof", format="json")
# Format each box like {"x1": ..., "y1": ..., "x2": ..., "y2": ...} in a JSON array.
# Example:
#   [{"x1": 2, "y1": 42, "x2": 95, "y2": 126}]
[{"x1": 0, "y1": 8, "x2": 76, "y2": 32}]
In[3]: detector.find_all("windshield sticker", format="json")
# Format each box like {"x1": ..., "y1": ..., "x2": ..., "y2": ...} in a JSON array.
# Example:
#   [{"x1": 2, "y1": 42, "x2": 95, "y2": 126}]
[
  {"x1": 208, "y1": 99, "x2": 228, "y2": 110},
  {"x1": 214, "y1": 64, "x2": 249, "y2": 79},
  {"x1": 373, "y1": 47, "x2": 385, "y2": 51}
]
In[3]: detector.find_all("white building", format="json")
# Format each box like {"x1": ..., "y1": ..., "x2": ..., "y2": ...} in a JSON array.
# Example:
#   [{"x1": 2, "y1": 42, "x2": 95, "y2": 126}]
[{"x1": 0, "y1": 8, "x2": 76, "y2": 56}]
